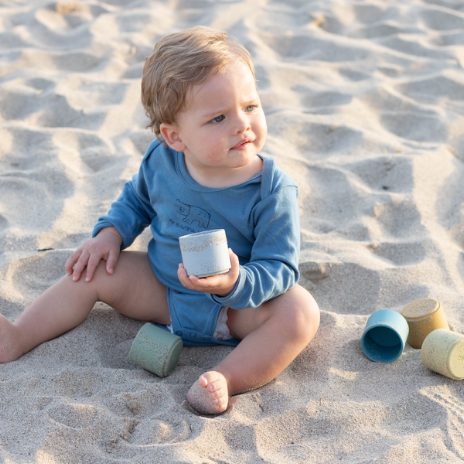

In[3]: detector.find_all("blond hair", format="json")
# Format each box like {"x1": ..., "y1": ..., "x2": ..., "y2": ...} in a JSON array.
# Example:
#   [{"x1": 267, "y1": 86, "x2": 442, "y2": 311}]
[{"x1": 141, "y1": 26, "x2": 255, "y2": 138}]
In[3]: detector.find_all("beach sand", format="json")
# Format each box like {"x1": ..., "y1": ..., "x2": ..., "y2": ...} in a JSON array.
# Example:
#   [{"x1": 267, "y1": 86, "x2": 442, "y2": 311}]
[{"x1": 1, "y1": 0, "x2": 464, "y2": 462}]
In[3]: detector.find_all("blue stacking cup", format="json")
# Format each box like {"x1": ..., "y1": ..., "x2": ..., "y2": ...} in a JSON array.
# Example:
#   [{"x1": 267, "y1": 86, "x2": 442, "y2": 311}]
[{"x1": 360, "y1": 309, "x2": 409, "y2": 363}]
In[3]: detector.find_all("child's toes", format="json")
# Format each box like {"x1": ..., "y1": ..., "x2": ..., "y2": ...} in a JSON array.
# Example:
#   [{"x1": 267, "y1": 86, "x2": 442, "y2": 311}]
[{"x1": 187, "y1": 371, "x2": 229, "y2": 415}]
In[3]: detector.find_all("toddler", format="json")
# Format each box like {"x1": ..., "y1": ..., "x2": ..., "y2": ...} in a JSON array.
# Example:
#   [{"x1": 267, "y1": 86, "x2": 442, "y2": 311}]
[{"x1": 0, "y1": 26, "x2": 320, "y2": 415}]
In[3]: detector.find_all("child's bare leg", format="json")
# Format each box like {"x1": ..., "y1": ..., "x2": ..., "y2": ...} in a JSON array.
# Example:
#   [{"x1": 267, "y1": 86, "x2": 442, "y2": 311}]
[
  {"x1": 187, "y1": 285, "x2": 320, "y2": 414},
  {"x1": 0, "y1": 251, "x2": 169, "y2": 362}
]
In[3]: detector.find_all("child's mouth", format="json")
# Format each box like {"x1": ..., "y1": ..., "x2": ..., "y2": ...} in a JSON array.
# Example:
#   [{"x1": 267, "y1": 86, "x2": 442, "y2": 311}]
[{"x1": 231, "y1": 139, "x2": 250, "y2": 150}]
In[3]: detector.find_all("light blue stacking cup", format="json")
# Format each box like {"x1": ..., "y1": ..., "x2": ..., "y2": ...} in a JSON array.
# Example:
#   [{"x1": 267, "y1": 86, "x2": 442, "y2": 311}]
[{"x1": 360, "y1": 309, "x2": 409, "y2": 363}]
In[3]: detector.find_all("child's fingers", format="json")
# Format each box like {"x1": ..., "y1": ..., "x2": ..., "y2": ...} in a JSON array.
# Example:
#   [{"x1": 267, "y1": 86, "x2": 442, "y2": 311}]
[
  {"x1": 178, "y1": 261, "x2": 238, "y2": 295},
  {"x1": 84, "y1": 253, "x2": 101, "y2": 282},
  {"x1": 177, "y1": 263, "x2": 193, "y2": 288},
  {"x1": 65, "y1": 249, "x2": 81, "y2": 274},
  {"x1": 184, "y1": 273, "x2": 228, "y2": 294},
  {"x1": 228, "y1": 249, "x2": 239, "y2": 270},
  {"x1": 71, "y1": 249, "x2": 90, "y2": 281},
  {"x1": 105, "y1": 248, "x2": 120, "y2": 275},
  {"x1": 194, "y1": 276, "x2": 224, "y2": 292}
]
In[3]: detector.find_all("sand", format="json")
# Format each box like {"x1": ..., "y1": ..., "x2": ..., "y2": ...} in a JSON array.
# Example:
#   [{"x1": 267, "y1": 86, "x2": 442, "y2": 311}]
[{"x1": 1, "y1": 0, "x2": 464, "y2": 462}]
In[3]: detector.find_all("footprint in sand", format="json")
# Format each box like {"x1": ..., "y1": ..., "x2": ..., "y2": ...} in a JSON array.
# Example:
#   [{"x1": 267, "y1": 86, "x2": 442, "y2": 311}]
[
  {"x1": 100, "y1": 389, "x2": 194, "y2": 450},
  {"x1": 47, "y1": 402, "x2": 100, "y2": 429},
  {"x1": 103, "y1": 389, "x2": 173, "y2": 420},
  {"x1": 128, "y1": 416, "x2": 194, "y2": 446}
]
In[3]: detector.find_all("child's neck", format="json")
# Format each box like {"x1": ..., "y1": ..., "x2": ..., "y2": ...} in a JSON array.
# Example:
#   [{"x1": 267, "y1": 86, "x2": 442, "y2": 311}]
[{"x1": 185, "y1": 156, "x2": 263, "y2": 188}]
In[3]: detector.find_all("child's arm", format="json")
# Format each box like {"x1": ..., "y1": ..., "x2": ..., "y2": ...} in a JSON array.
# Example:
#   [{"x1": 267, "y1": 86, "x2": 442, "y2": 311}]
[
  {"x1": 68, "y1": 147, "x2": 156, "y2": 281},
  {"x1": 92, "y1": 140, "x2": 163, "y2": 249},
  {"x1": 92, "y1": 177, "x2": 154, "y2": 249}
]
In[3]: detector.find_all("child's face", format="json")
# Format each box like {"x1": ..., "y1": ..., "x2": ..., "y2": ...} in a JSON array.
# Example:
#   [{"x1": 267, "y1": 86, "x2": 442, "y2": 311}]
[{"x1": 161, "y1": 60, "x2": 267, "y2": 186}]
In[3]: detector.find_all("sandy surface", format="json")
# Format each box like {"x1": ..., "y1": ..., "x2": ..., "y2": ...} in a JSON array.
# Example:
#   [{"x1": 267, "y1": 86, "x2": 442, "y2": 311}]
[{"x1": 1, "y1": 0, "x2": 464, "y2": 462}]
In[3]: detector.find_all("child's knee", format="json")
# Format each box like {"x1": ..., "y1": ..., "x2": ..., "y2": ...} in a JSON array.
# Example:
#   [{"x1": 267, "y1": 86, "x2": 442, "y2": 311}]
[{"x1": 283, "y1": 285, "x2": 320, "y2": 341}]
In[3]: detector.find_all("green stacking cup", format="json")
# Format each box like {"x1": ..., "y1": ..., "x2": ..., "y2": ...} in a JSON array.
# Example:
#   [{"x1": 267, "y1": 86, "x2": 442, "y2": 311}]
[{"x1": 129, "y1": 323, "x2": 183, "y2": 377}]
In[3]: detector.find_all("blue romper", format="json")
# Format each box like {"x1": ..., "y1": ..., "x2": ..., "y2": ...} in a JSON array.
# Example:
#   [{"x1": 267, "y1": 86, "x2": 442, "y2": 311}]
[{"x1": 93, "y1": 140, "x2": 300, "y2": 346}]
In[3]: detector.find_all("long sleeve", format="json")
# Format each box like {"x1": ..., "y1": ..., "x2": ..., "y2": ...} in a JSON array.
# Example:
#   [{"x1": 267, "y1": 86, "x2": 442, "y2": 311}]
[
  {"x1": 92, "y1": 169, "x2": 155, "y2": 249},
  {"x1": 210, "y1": 185, "x2": 300, "y2": 309}
]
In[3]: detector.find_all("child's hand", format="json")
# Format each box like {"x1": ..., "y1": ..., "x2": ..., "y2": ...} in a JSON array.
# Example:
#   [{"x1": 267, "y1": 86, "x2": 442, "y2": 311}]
[
  {"x1": 65, "y1": 227, "x2": 122, "y2": 282},
  {"x1": 177, "y1": 249, "x2": 240, "y2": 296}
]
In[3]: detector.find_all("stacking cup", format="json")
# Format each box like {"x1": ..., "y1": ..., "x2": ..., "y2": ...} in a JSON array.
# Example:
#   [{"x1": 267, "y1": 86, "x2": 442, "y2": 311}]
[
  {"x1": 421, "y1": 329, "x2": 464, "y2": 380},
  {"x1": 128, "y1": 323, "x2": 183, "y2": 377},
  {"x1": 401, "y1": 298, "x2": 448, "y2": 349},
  {"x1": 179, "y1": 229, "x2": 230, "y2": 277},
  {"x1": 360, "y1": 309, "x2": 409, "y2": 363}
]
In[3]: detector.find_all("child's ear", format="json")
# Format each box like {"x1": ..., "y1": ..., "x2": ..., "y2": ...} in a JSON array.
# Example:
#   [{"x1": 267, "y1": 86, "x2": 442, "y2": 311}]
[{"x1": 160, "y1": 123, "x2": 185, "y2": 151}]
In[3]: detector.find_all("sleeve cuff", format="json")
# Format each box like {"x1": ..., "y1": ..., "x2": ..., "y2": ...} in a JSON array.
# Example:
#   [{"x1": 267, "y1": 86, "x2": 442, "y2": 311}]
[
  {"x1": 92, "y1": 222, "x2": 126, "y2": 249},
  {"x1": 209, "y1": 266, "x2": 246, "y2": 307}
]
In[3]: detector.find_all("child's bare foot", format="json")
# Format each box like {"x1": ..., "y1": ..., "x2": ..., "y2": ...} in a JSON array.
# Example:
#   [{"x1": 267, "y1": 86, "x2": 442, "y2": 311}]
[
  {"x1": 186, "y1": 370, "x2": 229, "y2": 415},
  {"x1": 0, "y1": 314, "x2": 23, "y2": 363}
]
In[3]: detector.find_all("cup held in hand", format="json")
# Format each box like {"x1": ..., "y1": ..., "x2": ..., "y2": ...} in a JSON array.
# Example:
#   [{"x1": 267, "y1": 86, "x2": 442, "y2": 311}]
[{"x1": 179, "y1": 229, "x2": 231, "y2": 277}]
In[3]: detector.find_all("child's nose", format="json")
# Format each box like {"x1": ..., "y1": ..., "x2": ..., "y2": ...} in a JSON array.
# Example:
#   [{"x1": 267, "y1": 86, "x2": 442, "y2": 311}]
[{"x1": 234, "y1": 112, "x2": 250, "y2": 133}]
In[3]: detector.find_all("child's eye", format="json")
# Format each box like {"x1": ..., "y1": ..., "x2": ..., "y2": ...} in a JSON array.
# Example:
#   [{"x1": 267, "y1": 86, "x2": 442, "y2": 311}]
[
  {"x1": 245, "y1": 104, "x2": 258, "y2": 113},
  {"x1": 210, "y1": 114, "x2": 225, "y2": 124}
]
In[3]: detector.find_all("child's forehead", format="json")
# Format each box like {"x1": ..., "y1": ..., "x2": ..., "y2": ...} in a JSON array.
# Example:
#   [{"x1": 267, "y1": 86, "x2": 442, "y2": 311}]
[{"x1": 185, "y1": 61, "x2": 258, "y2": 107}]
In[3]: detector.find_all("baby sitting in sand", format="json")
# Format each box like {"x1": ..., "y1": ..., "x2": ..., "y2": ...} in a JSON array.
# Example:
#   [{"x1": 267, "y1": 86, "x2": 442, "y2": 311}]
[{"x1": 0, "y1": 26, "x2": 320, "y2": 415}]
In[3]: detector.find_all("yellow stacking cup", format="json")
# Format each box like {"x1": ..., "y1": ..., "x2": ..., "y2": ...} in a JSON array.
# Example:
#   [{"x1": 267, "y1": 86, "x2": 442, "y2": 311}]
[
  {"x1": 401, "y1": 298, "x2": 448, "y2": 349},
  {"x1": 421, "y1": 329, "x2": 464, "y2": 380}
]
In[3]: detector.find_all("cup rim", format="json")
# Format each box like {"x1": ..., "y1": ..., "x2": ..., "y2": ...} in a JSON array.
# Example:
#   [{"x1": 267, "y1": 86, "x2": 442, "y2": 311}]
[
  {"x1": 361, "y1": 323, "x2": 405, "y2": 362},
  {"x1": 401, "y1": 298, "x2": 440, "y2": 321},
  {"x1": 179, "y1": 229, "x2": 224, "y2": 240}
]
